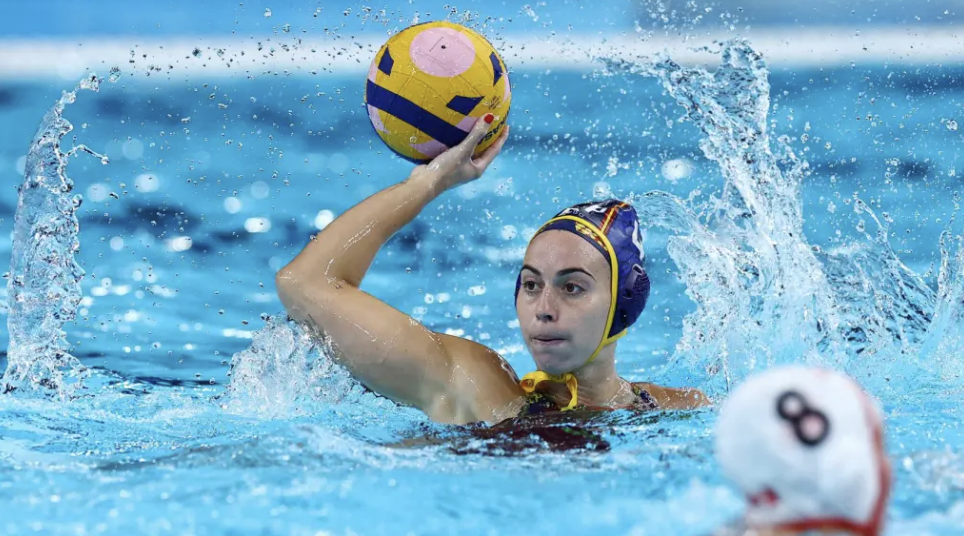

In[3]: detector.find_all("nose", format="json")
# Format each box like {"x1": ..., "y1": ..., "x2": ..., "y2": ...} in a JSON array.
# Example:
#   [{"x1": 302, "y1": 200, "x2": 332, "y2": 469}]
[{"x1": 535, "y1": 287, "x2": 558, "y2": 322}]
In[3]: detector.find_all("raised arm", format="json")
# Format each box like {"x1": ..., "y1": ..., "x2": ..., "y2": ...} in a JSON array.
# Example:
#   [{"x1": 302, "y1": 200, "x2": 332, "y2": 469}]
[{"x1": 275, "y1": 117, "x2": 523, "y2": 425}]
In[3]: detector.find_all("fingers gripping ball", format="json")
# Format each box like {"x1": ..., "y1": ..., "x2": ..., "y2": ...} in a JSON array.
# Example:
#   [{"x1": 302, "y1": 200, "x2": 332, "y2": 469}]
[
  {"x1": 365, "y1": 21, "x2": 511, "y2": 163},
  {"x1": 714, "y1": 366, "x2": 891, "y2": 536}
]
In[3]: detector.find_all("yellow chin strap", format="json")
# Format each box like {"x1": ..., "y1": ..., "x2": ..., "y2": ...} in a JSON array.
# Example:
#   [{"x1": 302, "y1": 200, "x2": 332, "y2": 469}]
[
  {"x1": 520, "y1": 371, "x2": 580, "y2": 411},
  {"x1": 519, "y1": 215, "x2": 628, "y2": 411}
]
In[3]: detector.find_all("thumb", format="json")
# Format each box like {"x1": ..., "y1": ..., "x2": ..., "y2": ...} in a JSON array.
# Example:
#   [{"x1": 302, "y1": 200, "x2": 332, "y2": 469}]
[{"x1": 457, "y1": 113, "x2": 495, "y2": 154}]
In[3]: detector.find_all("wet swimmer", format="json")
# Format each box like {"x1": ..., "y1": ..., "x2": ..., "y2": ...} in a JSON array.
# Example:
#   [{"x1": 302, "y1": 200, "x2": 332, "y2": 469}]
[
  {"x1": 712, "y1": 366, "x2": 891, "y2": 536},
  {"x1": 275, "y1": 115, "x2": 708, "y2": 425}
]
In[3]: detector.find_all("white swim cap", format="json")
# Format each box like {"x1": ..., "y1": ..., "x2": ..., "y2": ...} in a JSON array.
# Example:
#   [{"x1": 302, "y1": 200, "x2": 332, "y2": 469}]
[{"x1": 714, "y1": 366, "x2": 890, "y2": 536}]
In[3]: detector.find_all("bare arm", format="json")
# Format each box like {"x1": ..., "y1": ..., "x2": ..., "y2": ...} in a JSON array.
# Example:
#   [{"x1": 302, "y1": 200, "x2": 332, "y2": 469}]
[{"x1": 276, "y1": 117, "x2": 522, "y2": 424}]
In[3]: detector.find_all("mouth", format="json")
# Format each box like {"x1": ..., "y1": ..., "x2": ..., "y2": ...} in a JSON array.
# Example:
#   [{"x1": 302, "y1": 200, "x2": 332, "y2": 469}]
[{"x1": 531, "y1": 336, "x2": 568, "y2": 346}]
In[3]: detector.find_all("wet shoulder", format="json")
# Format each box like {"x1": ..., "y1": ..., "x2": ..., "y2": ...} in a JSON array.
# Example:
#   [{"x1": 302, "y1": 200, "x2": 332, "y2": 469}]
[{"x1": 633, "y1": 381, "x2": 710, "y2": 410}]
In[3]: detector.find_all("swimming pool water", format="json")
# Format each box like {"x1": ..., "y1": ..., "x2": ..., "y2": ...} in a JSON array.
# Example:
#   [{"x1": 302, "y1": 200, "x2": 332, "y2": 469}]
[{"x1": 1, "y1": 38, "x2": 964, "y2": 535}]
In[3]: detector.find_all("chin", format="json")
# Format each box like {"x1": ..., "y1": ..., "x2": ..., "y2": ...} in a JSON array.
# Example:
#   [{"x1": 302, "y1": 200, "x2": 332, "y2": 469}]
[{"x1": 531, "y1": 351, "x2": 573, "y2": 375}]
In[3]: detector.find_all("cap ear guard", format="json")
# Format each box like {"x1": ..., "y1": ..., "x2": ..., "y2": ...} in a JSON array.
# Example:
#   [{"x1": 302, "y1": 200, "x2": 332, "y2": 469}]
[{"x1": 609, "y1": 262, "x2": 650, "y2": 339}]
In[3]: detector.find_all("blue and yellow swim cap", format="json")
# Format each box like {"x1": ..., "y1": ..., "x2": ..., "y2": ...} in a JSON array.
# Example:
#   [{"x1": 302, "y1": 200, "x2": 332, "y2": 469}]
[{"x1": 515, "y1": 200, "x2": 651, "y2": 410}]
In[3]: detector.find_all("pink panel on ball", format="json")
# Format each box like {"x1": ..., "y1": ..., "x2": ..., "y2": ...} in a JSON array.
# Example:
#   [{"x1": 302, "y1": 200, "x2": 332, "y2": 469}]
[
  {"x1": 410, "y1": 28, "x2": 476, "y2": 77},
  {"x1": 456, "y1": 116, "x2": 477, "y2": 131},
  {"x1": 368, "y1": 58, "x2": 378, "y2": 83},
  {"x1": 503, "y1": 71, "x2": 511, "y2": 102},
  {"x1": 368, "y1": 105, "x2": 387, "y2": 133},
  {"x1": 412, "y1": 139, "x2": 449, "y2": 159}
]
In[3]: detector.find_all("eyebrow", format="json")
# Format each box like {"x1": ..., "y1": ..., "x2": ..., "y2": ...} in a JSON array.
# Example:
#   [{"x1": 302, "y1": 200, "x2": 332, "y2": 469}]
[{"x1": 520, "y1": 264, "x2": 596, "y2": 281}]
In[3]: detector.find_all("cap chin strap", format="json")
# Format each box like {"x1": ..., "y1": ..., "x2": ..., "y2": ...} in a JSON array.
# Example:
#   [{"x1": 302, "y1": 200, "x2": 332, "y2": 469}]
[
  {"x1": 520, "y1": 371, "x2": 580, "y2": 411},
  {"x1": 519, "y1": 215, "x2": 624, "y2": 411}
]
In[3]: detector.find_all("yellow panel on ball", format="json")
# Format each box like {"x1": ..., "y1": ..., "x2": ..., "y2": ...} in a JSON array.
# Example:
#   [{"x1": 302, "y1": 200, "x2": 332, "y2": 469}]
[{"x1": 365, "y1": 21, "x2": 511, "y2": 163}]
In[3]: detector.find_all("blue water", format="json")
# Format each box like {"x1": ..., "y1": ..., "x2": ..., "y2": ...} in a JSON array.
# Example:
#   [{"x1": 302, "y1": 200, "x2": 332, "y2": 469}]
[{"x1": 1, "y1": 40, "x2": 964, "y2": 535}]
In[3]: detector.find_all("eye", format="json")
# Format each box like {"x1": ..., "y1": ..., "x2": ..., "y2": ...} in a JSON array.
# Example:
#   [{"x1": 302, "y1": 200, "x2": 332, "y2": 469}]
[
  {"x1": 522, "y1": 280, "x2": 539, "y2": 293},
  {"x1": 563, "y1": 282, "x2": 584, "y2": 295}
]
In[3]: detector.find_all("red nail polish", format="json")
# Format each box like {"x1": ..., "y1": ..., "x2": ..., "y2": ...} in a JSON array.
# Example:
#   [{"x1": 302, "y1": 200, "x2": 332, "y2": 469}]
[{"x1": 484, "y1": 113, "x2": 494, "y2": 124}]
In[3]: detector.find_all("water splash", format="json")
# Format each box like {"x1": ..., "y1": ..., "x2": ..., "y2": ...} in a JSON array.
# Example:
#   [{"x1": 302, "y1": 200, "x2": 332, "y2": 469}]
[
  {"x1": 218, "y1": 314, "x2": 377, "y2": 418},
  {"x1": 821, "y1": 199, "x2": 935, "y2": 382},
  {"x1": 606, "y1": 41, "x2": 937, "y2": 394},
  {"x1": 2, "y1": 74, "x2": 108, "y2": 399},
  {"x1": 918, "y1": 230, "x2": 964, "y2": 382},
  {"x1": 609, "y1": 42, "x2": 845, "y2": 390}
]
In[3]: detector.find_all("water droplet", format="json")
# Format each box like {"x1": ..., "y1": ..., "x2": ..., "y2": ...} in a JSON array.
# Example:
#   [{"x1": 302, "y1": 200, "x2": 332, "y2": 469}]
[
  {"x1": 947, "y1": 120, "x2": 958, "y2": 131},
  {"x1": 108, "y1": 67, "x2": 121, "y2": 83},
  {"x1": 468, "y1": 285, "x2": 486, "y2": 296},
  {"x1": 522, "y1": 4, "x2": 539, "y2": 21},
  {"x1": 593, "y1": 181, "x2": 612, "y2": 197},
  {"x1": 263, "y1": 8, "x2": 272, "y2": 17}
]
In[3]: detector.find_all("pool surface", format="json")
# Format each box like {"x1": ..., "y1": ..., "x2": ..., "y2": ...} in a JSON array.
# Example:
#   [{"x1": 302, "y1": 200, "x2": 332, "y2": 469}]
[{"x1": 0, "y1": 28, "x2": 963, "y2": 536}]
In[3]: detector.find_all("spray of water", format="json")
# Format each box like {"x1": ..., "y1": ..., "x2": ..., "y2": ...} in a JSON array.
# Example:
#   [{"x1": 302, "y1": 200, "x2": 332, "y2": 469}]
[
  {"x1": 919, "y1": 229, "x2": 964, "y2": 382},
  {"x1": 0, "y1": 72, "x2": 371, "y2": 410},
  {"x1": 605, "y1": 40, "x2": 941, "y2": 395},
  {"x1": 217, "y1": 314, "x2": 372, "y2": 418},
  {"x1": 2, "y1": 74, "x2": 109, "y2": 399}
]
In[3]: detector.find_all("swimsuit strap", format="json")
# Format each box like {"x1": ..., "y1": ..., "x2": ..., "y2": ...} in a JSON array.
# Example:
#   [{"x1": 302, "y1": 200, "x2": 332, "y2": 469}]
[
  {"x1": 519, "y1": 382, "x2": 659, "y2": 416},
  {"x1": 630, "y1": 382, "x2": 660, "y2": 411}
]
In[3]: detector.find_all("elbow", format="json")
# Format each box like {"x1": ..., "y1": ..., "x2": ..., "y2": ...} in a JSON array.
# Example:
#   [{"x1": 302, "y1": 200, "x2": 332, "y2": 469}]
[
  {"x1": 274, "y1": 267, "x2": 317, "y2": 324},
  {"x1": 275, "y1": 266, "x2": 298, "y2": 297},
  {"x1": 274, "y1": 266, "x2": 341, "y2": 306},
  {"x1": 275, "y1": 266, "x2": 312, "y2": 312}
]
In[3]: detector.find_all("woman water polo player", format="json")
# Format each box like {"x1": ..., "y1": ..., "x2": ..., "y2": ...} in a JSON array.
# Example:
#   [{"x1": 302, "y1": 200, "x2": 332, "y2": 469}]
[{"x1": 275, "y1": 115, "x2": 709, "y2": 425}]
